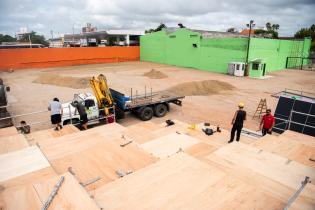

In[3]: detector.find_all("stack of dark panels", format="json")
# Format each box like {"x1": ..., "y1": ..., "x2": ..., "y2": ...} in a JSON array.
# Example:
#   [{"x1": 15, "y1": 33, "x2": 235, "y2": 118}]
[{"x1": 273, "y1": 96, "x2": 315, "y2": 137}]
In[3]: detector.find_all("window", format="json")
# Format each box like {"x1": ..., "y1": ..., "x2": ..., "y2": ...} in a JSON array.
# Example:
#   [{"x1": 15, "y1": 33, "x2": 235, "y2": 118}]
[
  {"x1": 190, "y1": 34, "x2": 198, "y2": 38},
  {"x1": 236, "y1": 64, "x2": 240, "y2": 70},
  {"x1": 85, "y1": 99, "x2": 95, "y2": 109},
  {"x1": 252, "y1": 63, "x2": 260, "y2": 70},
  {"x1": 169, "y1": 35, "x2": 176, "y2": 38},
  {"x1": 192, "y1": 43, "x2": 197, "y2": 48}
]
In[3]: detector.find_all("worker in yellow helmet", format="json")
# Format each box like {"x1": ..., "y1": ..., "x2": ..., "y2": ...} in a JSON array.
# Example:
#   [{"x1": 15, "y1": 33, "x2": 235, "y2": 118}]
[{"x1": 228, "y1": 102, "x2": 246, "y2": 143}]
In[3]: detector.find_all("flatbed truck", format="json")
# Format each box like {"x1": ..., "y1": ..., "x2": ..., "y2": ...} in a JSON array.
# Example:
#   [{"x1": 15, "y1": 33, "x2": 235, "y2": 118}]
[{"x1": 61, "y1": 75, "x2": 184, "y2": 126}]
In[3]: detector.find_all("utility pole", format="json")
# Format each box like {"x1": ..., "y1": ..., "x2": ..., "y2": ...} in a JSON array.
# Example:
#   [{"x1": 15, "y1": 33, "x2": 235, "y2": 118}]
[
  {"x1": 50, "y1": 30, "x2": 54, "y2": 48},
  {"x1": 72, "y1": 24, "x2": 75, "y2": 47},
  {"x1": 245, "y1": 20, "x2": 255, "y2": 76},
  {"x1": 28, "y1": 34, "x2": 32, "y2": 48}
]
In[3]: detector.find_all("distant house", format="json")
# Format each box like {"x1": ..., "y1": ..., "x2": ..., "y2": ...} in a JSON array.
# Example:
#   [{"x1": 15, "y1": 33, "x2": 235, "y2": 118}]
[
  {"x1": 240, "y1": 29, "x2": 256, "y2": 36},
  {"x1": 63, "y1": 30, "x2": 145, "y2": 47}
]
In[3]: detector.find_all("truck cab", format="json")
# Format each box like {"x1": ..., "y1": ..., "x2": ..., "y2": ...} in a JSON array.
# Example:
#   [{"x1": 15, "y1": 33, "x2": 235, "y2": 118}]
[{"x1": 61, "y1": 93, "x2": 99, "y2": 125}]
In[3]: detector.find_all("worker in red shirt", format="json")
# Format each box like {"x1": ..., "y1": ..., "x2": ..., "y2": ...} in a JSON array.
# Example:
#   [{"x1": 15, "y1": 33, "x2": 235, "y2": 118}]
[{"x1": 259, "y1": 109, "x2": 275, "y2": 136}]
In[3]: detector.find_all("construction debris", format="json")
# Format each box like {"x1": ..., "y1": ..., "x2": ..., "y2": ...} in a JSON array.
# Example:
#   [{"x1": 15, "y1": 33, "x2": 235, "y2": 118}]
[
  {"x1": 80, "y1": 177, "x2": 101, "y2": 187},
  {"x1": 41, "y1": 176, "x2": 65, "y2": 210},
  {"x1": 120, "y1": 135, "x2": 133, "y2": 147},
  {"x1": 283, "y1": 176, "x2": 311, "y2": 210},
  {"x1": 115, "y1": 170, "x2": 133, "y2": 178}
]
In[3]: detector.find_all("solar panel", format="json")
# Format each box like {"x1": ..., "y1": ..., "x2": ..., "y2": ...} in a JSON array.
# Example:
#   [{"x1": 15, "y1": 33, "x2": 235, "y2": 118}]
[{"x1": 273, "y1": 96, "x2": 315, "y2": 137}]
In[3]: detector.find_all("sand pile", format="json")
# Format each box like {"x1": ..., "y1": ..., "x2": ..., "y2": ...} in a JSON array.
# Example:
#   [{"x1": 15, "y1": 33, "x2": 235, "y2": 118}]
[
  {"x1": 33, "y1": 73, "x2": 90, "y2": 89},
  {"x1": 143, "y1": 69, "x2": 168, "y2": 79},
  {"x1": 167, "y1": 80, "x2": 235, "y2": 96}
]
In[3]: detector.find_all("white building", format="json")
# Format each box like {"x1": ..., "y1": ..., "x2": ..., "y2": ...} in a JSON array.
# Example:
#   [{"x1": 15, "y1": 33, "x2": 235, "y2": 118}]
[{"x1": 15, "y1": 27, "x2": 28, "y2": 40}]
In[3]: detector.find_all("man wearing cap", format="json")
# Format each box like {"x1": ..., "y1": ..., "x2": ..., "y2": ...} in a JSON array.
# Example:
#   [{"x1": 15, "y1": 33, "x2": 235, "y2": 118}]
[
  {"x1": 259, "y1": 109, "x2": 275, "y2": 136},
  {"x1": 228, "y1": 102, "x2": 246, "y2": 143}
]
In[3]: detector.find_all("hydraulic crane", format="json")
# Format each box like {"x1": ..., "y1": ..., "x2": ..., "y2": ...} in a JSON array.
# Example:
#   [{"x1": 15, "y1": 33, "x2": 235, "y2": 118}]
[{"x1": 89, "y1": 74, "x2": 115, "y2": 117}]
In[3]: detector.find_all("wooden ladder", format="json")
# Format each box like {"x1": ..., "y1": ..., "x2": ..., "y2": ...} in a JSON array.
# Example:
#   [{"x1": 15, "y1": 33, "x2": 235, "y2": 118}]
[{"x1": 253, "y1": 99, "x2": 267, "y2": 119}]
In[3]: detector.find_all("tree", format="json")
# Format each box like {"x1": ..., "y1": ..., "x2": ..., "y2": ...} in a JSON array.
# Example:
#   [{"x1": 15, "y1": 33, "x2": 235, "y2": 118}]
[
  {"x1": 227, "y1": 27, "x2": 237, "y2": 33},
  {"x1": 294, "y1": 24, "x2": 315, "y2": 39},
  {"x1": 0, "y1": 34, "x2": 16, "y2": 43},
  {"x1": 178, "y1": 23, "x2": 185, "y2": 28},
  {"x1": 145, "y1": 23, "x2": 167, "y2": 34},
  {"x1": 294, "y1": 24, "x2": 315, "y2": 51},
  {"x1": 19, "y1": 31, "x2": 49, "y2": 46},
  {"x1": 272, "y1": 24, "x2": 280, "y2": 31},
  {"x1": 156, "y1": 23, "x2": 166, "y2": 31},
  {"x1": 254, "y1": 22, "x2": 280, "y2": 38}
]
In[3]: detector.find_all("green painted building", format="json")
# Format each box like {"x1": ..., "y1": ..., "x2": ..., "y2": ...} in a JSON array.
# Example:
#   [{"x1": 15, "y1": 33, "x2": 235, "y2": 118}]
[{"x1": 140, "y1": 28, "x2": 311, "y2": 77}]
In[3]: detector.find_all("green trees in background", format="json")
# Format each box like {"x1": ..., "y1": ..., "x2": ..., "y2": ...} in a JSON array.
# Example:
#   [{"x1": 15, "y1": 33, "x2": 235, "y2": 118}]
[
  {"x1": 20, "y1": 31, "x2": 49, "y2": 46},
  {"x1": 145, "y1": 23, "x2": 167, "y2": 34},
  {"x1": 226, "y1": 28, "x2": 238, "y2": 33},
  {"x1": 0, "y1": 34, "x2": 16, "y2": 43},
  {"x1": 254, "y1": 22, "x2": 280, "y2": 38},
  {"x1": 294, "y1": 24, "x2": 315, "y2": 51},
  {"x1": 0, "y1": 31, "x2": 49, "y2": 46}
]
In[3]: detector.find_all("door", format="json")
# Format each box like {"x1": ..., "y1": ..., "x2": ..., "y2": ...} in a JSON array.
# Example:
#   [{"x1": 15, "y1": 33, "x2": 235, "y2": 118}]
[{"x1": 262, "y1": 64, "x2": 266, "y2": 76}]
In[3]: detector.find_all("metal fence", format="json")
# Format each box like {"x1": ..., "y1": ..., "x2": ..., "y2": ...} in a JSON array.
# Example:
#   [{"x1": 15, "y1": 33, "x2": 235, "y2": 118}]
[
  {"x1": 286, "y1": 56, "x2": 315, "y2": 71},
  {"x1": 0, "y1": 105, "x2": 115, "y2": 131}
]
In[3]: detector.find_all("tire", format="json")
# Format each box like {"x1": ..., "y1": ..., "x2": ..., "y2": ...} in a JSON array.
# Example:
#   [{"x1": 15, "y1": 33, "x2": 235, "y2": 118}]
[
  {"x1": 154, "y1": 103, "x2": 168, "y2": 117},
  {"x1": 115, "y1": 106, "x2": 125, "y2": 120},
  {"x1": 139, "y1": 106, "x2": 153, "y2": 121}
]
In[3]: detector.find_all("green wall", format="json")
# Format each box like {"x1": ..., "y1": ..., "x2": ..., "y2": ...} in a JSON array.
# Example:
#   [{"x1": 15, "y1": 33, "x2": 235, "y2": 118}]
[
  {"x1": 198, "y1": 38, "x2": 247, "y2": 73},
  {"x1": 140, "y1": 29, "x2": 311, "y2": 75},
  {"x1": 248, "y1": 38, "x2": 311, "y2": 72}
]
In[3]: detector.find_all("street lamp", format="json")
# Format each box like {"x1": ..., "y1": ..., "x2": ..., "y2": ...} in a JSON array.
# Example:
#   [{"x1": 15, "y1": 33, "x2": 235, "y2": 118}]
[
  {"x1": 245, "y1": 20, "x2": 255, "y2": 76},
  {"x1": 28, "y1": 34, "x2": 32, "y2": 48}
]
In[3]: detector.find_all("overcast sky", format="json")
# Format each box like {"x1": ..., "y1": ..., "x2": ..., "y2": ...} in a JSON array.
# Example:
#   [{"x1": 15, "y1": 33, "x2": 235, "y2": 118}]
[{"x1": 0, "y1": 0, "x2": 314, "y2": 38}]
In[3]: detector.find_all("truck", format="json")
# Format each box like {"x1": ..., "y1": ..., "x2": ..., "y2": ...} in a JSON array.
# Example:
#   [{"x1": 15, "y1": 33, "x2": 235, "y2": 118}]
[{"x1": 61, "y1": 74, "x2": 184, "y2": 126}]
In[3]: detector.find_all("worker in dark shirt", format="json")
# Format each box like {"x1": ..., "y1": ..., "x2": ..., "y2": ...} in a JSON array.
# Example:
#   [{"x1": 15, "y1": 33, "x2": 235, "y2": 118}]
[
  {"x1": 18, "y1": 120, "x2": 31, "y2": 134},
  {"x1": 228, "y1": 102, "x2": 246, "y2": 143},
  {"x1": 259, "y1": 109, "x2": 275, "y2": 136},
  {"x1": 72, "y1": 101, "x2": 88, "y2": 130}
]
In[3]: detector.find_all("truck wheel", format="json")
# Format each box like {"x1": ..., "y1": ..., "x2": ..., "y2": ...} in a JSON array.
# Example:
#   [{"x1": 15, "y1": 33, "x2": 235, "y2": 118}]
[
  {"x1": 154, "y1": 104, "x2": 168, "y2": 117},
  {"x1": 115, "y1": 106, "x2": 125, "y2": 120},
  {"x1": 139, "y1": 106, "x2": 153, "y2": 121}
]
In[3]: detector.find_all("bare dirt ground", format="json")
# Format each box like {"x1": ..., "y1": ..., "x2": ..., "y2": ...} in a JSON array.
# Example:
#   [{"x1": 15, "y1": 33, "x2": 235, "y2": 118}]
[{"x1": 1, "y1": 61, "x2": 315, "y2": 133}]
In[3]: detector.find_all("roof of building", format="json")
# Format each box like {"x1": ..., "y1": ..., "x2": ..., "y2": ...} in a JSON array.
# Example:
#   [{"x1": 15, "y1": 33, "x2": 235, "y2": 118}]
[
  {"x1": 240, "y1": 29, "x2": 256, "y2": 35},
  {"x1": 164, "y1": 27, "x2": 250, "y2": 38}
]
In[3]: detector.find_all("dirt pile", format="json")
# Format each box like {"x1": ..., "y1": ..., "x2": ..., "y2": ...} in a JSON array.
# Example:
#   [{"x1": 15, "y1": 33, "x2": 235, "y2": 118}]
[
  {"x1": 143, "y1": 69, "x2": 168, "y2": 79},
  {"x1": 167, "y1": 80, "x2": 235, "y2": 96},
  {"x1": 33, "y1": 73, "x2": 90, "y2": 89}
]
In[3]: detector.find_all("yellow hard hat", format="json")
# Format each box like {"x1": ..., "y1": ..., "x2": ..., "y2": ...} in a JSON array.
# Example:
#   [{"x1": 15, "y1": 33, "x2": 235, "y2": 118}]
[{"x1": 238, "y1": 102, "x2": 245, "y2": 107}]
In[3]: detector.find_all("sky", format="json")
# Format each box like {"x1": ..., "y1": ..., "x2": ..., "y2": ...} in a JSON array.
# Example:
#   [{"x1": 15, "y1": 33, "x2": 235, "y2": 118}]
[{"x1": 0, "y1": 0, "x2": 314, "y2": 38}]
